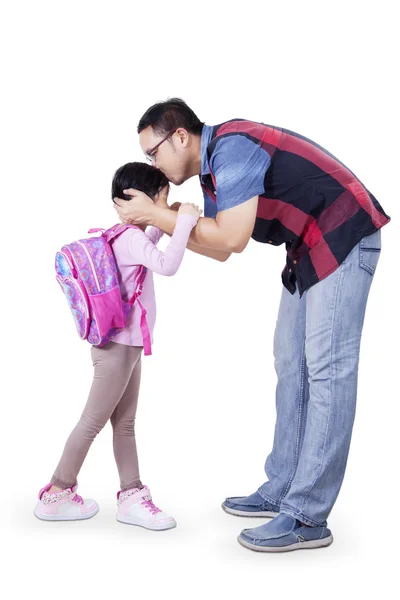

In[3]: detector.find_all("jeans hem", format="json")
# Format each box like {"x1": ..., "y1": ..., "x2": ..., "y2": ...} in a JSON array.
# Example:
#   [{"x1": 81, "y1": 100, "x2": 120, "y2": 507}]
[
  {"x1": 280, "y1": 505, "x2": 327, "y2": 527},
  {"x1": 257, "y1": 486, "x2": 280, "y2": 509}
]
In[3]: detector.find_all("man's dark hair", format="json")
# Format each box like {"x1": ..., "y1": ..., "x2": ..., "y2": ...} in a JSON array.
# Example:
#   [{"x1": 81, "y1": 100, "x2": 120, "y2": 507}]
[
  {"x1": 137, "y1": 98, "x2": 204, "y2": 136},
  {"x1": 111, "y1": 162, "x2": 169, "y2": 202}
]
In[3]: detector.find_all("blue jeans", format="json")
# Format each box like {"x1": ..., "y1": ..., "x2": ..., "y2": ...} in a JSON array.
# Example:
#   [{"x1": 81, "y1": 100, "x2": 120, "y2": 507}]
[{"x1": 259, "y1": 230, "x2": 382, "y2": 526}]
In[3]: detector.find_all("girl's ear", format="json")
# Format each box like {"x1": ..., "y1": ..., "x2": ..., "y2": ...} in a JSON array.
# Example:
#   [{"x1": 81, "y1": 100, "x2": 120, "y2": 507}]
[
  {"x1": 154, "y1": 184, "x2": 170, "y2": 207},
  {"x1": 159, "y1": 184, "x2": 170, "y2": 202}
]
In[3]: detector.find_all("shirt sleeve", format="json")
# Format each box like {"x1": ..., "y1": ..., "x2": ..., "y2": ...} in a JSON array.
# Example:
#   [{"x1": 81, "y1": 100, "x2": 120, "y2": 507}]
[
  {"x1": 127, "y1": 214, "x2": 197, "y2": 276},
  {"x1": 145, "y1": 226, "x2": 164, "y2": 245},
  {"x1": 209, "y1": 135, "x2": 271, "y2": 212}
]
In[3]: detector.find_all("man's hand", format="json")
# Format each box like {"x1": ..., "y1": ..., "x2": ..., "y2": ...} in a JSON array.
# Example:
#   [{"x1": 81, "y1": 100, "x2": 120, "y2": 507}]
[{"x1": 114, "y1": 189, "x2": 155, "y2": 225}]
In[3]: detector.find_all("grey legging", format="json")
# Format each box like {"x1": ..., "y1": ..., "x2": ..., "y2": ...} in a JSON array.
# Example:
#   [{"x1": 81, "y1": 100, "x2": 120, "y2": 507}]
[{"x1": 51, "y1": 342, "x2": 142, "y2": 491}]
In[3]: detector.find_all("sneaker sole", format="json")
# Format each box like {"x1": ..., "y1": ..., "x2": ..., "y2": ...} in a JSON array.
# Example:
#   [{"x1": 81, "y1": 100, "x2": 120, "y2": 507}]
[
  {"x1": 117, "y1": 516, "x2": 177, "y2": 531},
  {"x1": 222, "y1": 503, "x2": 279, "y2": 518},
  {"x1": 34, "y1": 504, "x2": 99, "y2": 522},
  {"x1": 237, "y1": 534, "x2": 334, "y2": 552}
]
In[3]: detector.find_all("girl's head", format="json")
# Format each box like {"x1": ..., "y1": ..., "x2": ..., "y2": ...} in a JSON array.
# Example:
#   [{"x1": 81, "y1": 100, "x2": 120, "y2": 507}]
[{"x1": 111, "y1": 162, "x2": 169, "y2": 206}]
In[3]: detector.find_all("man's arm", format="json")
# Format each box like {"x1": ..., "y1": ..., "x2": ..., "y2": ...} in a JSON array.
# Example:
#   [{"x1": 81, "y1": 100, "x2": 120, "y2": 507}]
[
  {"x1": 163, "y1": 202, "x2": 231, "y2": 261},
  {"x1": 144, "y1": 211, "x2": 230, "y2": 261},
  {"x1": 186, "y1": 241, "x2": 231, "y2": 262},
  {"x1": 114, "y1": 189, "x2": 258, "y2": 253},
  {"x1": 149, "y1": 196, "x2": 259, "y2": 253}
]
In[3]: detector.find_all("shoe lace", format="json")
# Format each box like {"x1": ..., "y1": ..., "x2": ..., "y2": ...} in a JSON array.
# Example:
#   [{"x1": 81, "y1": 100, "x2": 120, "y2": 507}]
[
  {"x1": 141, "y1": 497, "x2": 161, "y2": 515},
  {"x1": 72, "y1": 493, "x2": 84, "y2": 505}
]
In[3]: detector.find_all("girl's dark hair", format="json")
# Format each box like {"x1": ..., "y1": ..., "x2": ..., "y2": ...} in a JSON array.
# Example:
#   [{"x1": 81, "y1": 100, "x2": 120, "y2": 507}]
[
  {"x1": 137, "y1": 98, "x2": 204, "y2": 136},
  {"x1": 111, "y1": 162, "x2": 169, "y2": 202}
]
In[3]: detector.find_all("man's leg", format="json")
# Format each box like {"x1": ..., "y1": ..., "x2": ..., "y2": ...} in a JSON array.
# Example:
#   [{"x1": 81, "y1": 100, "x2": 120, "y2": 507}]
[
  {"x1": 237, "y1": 231, "x2": 382, "y2": 551},
  {"x1": 259, "y1": 286, "x2": 308, "y2": 505},
  {"x1": 223, "y1": 284, "x2": 308, "y2": 516},
  {"x1": 280, "y1": 230, "x2": 381, "y2": 526}
]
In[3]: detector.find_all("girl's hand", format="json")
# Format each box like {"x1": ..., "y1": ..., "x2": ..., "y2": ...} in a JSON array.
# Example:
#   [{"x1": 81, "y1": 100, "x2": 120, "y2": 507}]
[{"x1": 178, "y1": 202, "x2": 203, "y2": 222}]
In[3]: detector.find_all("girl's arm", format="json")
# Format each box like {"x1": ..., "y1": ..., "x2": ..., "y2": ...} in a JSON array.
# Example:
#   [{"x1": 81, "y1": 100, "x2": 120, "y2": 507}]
[
  {"x1": 145, "y1": 224, "x2": 231, "y2": 261},
  {"x1": 145, "y1": 226, "x2": 164, "y2": 245},
  {"x1": 128, "y1": 214, "x2": 197, "y2": 276}
]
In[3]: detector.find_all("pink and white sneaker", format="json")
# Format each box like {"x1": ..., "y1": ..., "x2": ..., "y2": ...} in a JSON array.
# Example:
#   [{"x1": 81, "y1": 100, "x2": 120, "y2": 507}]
[
  {"x1": 116, "y1": 485, "x2": 176, "y2": 531},
  {"x1": 34, "y1": 483, "x2": 99, "y2": 521}
]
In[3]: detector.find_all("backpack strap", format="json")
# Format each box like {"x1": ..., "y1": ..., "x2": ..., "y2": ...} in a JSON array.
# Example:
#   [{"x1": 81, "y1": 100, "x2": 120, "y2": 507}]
[
  {"x1": 108, "y1": 226, "x2": 152, "y2": 355},
  {"x1": 88, "y1": 224, "x2": 152, "y2": 356},
  {"x1": 100, "y1": 223, "x2": 138, "y2": 243},
  {"x1": 88, "y1": 228, "x2": 106, "y2": 234},
  {"x1": 137, "y1": 298, "x2": 151, "y2": 356},
  {"x1": 127, "y1": 265, "x2": 151, "y2": 356}
]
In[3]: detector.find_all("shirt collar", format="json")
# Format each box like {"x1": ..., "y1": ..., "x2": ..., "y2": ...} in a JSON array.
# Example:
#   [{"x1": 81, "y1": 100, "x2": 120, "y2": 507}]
[{"x1": 201, "y1": 124, "x2": 213, "y2": 177}]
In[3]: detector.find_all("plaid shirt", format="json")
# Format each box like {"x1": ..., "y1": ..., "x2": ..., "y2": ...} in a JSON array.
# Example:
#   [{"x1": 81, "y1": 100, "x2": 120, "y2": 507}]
[{"x1": 200, "y1": 120, "x2": 390, "y2": 296}]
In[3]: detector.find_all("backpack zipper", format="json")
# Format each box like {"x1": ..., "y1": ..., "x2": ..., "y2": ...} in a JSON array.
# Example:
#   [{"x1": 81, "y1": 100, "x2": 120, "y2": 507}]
[{"x1": 76, "y1": 241, "x2": 101, "y2": 292}]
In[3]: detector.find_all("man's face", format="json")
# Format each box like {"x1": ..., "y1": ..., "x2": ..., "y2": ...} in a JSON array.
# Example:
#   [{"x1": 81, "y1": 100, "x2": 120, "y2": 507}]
[{"x1": 139, "y1": 126, "x2": 190, "y2": 186}]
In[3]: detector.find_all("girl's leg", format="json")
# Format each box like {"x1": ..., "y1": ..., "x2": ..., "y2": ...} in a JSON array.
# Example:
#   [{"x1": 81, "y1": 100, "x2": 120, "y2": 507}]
[
  {"x1": 110, "y1": 347, "x2": 143, "y2": 491},
  {"x1": 112, "y1": 347, "x2": 177, "y2": 531},
  {"x1": 51, "y1": 343, "x2": 137, "y2": 489}
]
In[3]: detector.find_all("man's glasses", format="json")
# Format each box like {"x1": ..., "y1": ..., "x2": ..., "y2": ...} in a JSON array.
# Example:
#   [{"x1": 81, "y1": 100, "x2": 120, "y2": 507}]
[{"x1": 145, "y1": 131, "x2": 175, "y2": 163}]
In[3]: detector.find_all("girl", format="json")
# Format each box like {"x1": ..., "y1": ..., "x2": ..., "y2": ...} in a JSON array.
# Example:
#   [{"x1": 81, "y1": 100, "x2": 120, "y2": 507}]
[{"x1": 34, "y1": 162, "x2": 202, "y2": 530}]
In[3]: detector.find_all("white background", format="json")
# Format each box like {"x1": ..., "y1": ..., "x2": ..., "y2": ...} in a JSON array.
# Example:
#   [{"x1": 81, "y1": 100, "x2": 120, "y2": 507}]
[{"x1": 1, "y1": 0, "x2": 399, "y2": 598}]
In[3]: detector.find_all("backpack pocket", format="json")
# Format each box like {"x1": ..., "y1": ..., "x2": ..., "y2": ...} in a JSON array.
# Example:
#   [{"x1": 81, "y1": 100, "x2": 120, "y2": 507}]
[
  {"x1": 56, "y1": 275, "x2": 90, "y2": 339},
  {"x1": 89, "y1": 286, "x2": 126, "y2": 338}
]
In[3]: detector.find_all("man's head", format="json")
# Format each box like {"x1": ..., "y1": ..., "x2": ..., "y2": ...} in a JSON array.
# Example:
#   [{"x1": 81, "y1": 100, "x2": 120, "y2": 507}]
[
  {"x1": 137, "y1": 98, "x2": 204, "y2": 186},
  {"x1": 111, "y1": 162, "x2": 169, "y2": 207}
]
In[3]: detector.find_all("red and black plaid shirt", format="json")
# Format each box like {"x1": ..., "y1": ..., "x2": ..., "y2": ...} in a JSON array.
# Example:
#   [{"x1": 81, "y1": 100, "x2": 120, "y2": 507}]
[{"x1": 200, "y1": 120, "x2": 390, "y2": 296}]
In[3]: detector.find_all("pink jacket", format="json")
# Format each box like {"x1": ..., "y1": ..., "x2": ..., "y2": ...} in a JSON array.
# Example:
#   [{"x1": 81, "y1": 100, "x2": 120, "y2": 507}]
[{"x1": 111, "y1": 213, "x2": 197, "y2": 347}]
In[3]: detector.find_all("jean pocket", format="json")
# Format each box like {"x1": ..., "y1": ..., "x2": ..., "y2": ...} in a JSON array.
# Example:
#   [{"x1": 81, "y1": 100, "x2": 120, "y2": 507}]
[{"x1": 359, "y1": 230, "x2": 381, "y2": 275}]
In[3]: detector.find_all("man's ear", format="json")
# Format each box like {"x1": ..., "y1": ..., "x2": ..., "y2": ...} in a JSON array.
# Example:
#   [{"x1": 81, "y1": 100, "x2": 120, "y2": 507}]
[{"x1": 177, "y1": 128, "x2": 191, "y2": 148}]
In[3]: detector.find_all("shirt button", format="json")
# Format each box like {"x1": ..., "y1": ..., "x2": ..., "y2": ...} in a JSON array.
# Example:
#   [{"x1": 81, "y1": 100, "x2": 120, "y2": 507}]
[
  {"x1": 289, "y1": 269, "x2": 292, "y2": 273},
  {"x1": 293, "y1": 260, "x2": 297, "y2": 265},
  {"x1": 268, "y1": 240, "x2": 273, "y2": 244}
]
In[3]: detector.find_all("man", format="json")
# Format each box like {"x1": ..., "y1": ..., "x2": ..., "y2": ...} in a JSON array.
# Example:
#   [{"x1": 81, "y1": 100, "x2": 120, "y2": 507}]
[{"x1": 114, "y1": 98, "x2": 390, "y2": 552}]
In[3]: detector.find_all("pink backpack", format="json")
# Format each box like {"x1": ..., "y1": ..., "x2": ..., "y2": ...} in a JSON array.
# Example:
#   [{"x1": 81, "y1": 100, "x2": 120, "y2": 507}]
[{"x1": 55, "y1": 223, "x2": 152, "y2": 355}]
